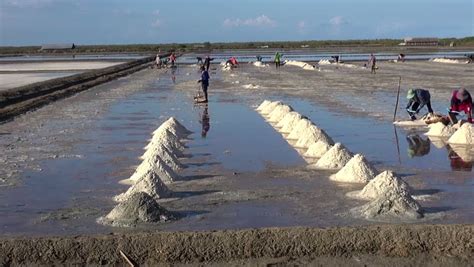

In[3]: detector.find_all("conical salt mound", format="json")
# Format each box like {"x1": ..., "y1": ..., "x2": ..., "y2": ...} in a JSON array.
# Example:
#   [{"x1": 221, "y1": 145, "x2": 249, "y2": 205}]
[
  {"x1": 287, "y1": 118, "x2": 314, "y2": 140},
  {"x1": 115, "y1": 170, "x2": 171, "y2": 202},
  {"x1": 147, "y1": 129, "x2": 185, "y2": 157},
  {"x1": 260, "y1": 101, "x2": 283, "y2": 115},
  {"x1": 166, "y1": 117, "x2": 192, "y2": 136},
  {"x1": 130, "y1": 157, "x2": 179, "y2": 184},
  {"x1": 276, "y1": 112, "x2": 302, "y2": 128},
  {"x1": 329, "y1": 154, "x2": 377, "y2": 183},
  {"x1": 351, "y1": 192, "x2": 423, "y2": 220},
  {"x1": 280, "y1": 114, "x2": 305, "y2": 133},
  {"x1": 267, "y1": 104, "x2": 293, "y2": 123},
  {"x1": 101, "y1": 192, "x2": 175, "y2": 227},
  {"x1": 256, "y1": 100, "x2": 271, "y2": 111},
  {"x1": 304, "y1": 140, "x2": 332, "y2": 158},
  {"x1": 295, "y1": 125, "x2": 333, "y2": 148},
  {"x1": 448, "y1": 123, "x2": 474, "y2": 145},
  {"x1": 311, "y1": 143, "x2": 352, "y2": 169},
  {"x1": 141, "y1": 143, "x2": 184, "y2": 171},
  {"x1": 355, "y1": 170, "x2": 411, "y2": 200},
  {"x1": 424, "y1": 122, "x2": 455, "y2": 137}
]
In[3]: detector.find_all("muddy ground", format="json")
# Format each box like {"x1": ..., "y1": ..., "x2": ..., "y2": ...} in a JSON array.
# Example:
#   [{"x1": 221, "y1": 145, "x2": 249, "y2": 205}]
[{"x1": 0, "y1": 58, "x2": 473, "y2": 264}]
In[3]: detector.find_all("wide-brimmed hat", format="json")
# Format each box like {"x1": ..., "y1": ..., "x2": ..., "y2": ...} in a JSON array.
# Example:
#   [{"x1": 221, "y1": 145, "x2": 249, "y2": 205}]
[
  {"x1": 407, "y1": 89, "x2": 415, "y2": 99},
  {"x1": 456, "y1": 88, "x2": 467, "y2": 100}
]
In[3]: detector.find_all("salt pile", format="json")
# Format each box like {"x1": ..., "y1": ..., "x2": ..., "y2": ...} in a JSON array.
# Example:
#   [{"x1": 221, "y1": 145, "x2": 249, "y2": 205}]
[
  {"x1": 115, "y1": 170, "x2": 171, "y2": 202},
  {"x1": 256, "y1": 100, "x2": 271, "y2": 111},
  {"x1": 130, "y1": 156, "x2": 180, "y2": 184},
  {"x1": 276, "y1": 112, "x2": 304, "y2": 130},
  {"x1": 100, "y1": 192, "x2": 175, "y2": 227},
  {"x1": 329, "y1": 154, "x2": 377, "y2": 183},
  {"x1": 284, "y1": 60, "x2": 317, "y2": 71},
  {"x1": 349, "y1": 171, "x2": 423, "y2": 220},
  {"x1": 312, "y1": 143, "x2": 352, "y2": 169},
  {"x1": 148, "y1": 129, "x2": 184, "y2": 157},
  {"x1": 243, "y1": 84, "x2": 260, "y2": 89},
  {"x1": 451, "y1": 145, "x2": 474, "y2": 162},
  {"x1": 318, "y1": 59, "x2": 332, "y2": 65},
  {"x1": 141, "y1": 144, "x2": 184, "y2": 171},
  {"x1": 350, "y1": 170, "x2": 410, "y2": 200},
  {"x1": 155, "y1": 117, "x2": 192, "y2": 139},
  {"x1": 448, "y1": 123, "x2": 474, "y2": 145},
  {"x1": 351, "y1": 192, "x2": 423, "y2": 220},
  {"x1": 304, "y1": 140, "x2": 333, "y2": 158},
  {"x1": 267, "y1": 104, "x2": 293, "y2": 123},
  {"x1": 431, "y1": 58, "x2": 469, "y2": 64},
  {"x1": 253, "y1": 61, "x2": 268, "y2": 67},
  {"x1": 424, "y1": 122, "x2": 455, "y2": 137},
  {"x1": 260, "y1": 101, "x2": 283, "y2": 115},
  {"x1": 287, "y1": 118, "x2": 314, "y2": 140},
  {"x1": 295, "y1": 125, "x2": 333, "y2": 148}
]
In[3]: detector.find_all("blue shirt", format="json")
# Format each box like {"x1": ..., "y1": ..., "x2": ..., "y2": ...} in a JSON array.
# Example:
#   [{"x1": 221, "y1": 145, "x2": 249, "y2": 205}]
[{"x1": 201, "y1": 70, "x2": 210, "y2": 85}]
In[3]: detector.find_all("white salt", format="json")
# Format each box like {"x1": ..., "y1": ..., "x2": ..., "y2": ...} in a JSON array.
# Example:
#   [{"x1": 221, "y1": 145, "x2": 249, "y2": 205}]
[
  {"x1": 260, "y1": 101, "x2": 283, "y2": 115},
  {"x1": 243, "y1": 84, "x2": 260, "y2": 89},
  {"x1": 276, "y1": 111, "x2": 303, "y2": 128},
  {"x1": 352, "y1": 170, "x2": 410, "y2": 200},
  {"x1": 101, "y1": 192, "x2": 175, "y2": 227},
  {"x1": 256, "y1": 100, "x2": 271, "y2": 111},
  {"x1": 130, "y1": 156, "x2": 179, "y2": 184},
  {"x1": 114, "y1": 170, "x2": 171, "y2": 202},
  {"x1": 448, "y1": 123, "x2": 474, "y2": 145},
  {"x1": 311, "y1": 143, "x2": 352, "y2": 169},
  {"x1": 279, "y1": 113, "x2": 305, "y2": 133},
  {"x1": 351, "y1": 192, "x2": 423, "y2": 220},
  {"x1": 329, "y1": 154, "x2": 377, "y2": 183},
  {"x1": 141, "y1": 143, "x2": 183, "y2": 171},
  {"x1": 287, "y1": 118, "x2": 314, "y2": 140},
  {"x1": 304, "y1": 140, "x2": 333, "y2": 158},
  {"x1": 424, "y1": 122, "x2": 455, "y2": 137},
  {"x1": 267, "y1": 104, "x2": 293, "y2": 123},
  {"x1": 253, "y1": 61, "x2": 268, "y2": 67},
  {"x1": 295, "y1": 125, "x2": 333, "y2": 148},
  {"x1": 157, "y1": 117, "x2": 191, "y2": 138},
  {"x1": 318, "y1": 59, "x2": 332, "y2": 65}
]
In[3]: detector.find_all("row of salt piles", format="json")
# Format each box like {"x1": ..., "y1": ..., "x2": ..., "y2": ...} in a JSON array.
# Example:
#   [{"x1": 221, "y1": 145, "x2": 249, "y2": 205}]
[
  {"x1": 256, "y1": 100, "x2": 424, "y2": 220},
  {"x1": 98, "y1": 117, "x2": 192, "y2": 227}
]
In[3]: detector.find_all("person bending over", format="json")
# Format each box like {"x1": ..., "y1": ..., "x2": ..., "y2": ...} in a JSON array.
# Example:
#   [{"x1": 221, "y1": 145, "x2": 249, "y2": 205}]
[
  {"x1": 448, "y1": 88, "x2": 473, "y2": 124},
  {"x1": 406, "y1": 88, "x2": 434, "y2": 120}
]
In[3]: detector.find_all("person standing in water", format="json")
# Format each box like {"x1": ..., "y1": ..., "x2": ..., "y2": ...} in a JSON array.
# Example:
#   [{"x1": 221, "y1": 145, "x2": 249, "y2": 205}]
[
  {"x1": 204, "y1": 55, "x2": 214, "y2": 71},
  {"x1": 274, "y1": 52, "x2": 282, "y2": 69},
  {"x1": 406, "y1": 88, "x2": 434, "y2": 121},
  {"x1": 368, "y1": 53, "x2": 376, "y2": 74},
  {"x1": 197, "y1": 66, "x2": 210, "y2": 103}
]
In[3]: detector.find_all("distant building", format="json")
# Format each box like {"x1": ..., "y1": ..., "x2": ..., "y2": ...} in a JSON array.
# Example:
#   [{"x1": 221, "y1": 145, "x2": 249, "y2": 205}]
[
  {"x1": 40, "y1": 43, "x2": 76, "y2": 51},
  {"x1": 301, "y1": 44, "x2": 310, "y2": 48},
  {"x1": 259, "y1": 45, "x2": 269, "y2": 49},
  {"x1": 401, "y1": 38, "x2": 438, "y2": 46}
]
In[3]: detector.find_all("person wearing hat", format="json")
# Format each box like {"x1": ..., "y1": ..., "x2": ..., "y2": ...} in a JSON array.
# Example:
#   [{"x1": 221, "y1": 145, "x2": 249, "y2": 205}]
[
  {"x1": 406, "y1": 88, "x2": 434, "y2": 120},
  {"x1": 448, "y1": 88, "x2": 473, "y2": 124}
]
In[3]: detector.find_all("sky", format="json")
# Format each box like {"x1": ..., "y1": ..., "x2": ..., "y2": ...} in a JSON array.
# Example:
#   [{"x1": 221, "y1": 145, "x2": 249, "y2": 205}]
[{"x1": 0, "y1": 0, "x2": 473, "y2": 46}]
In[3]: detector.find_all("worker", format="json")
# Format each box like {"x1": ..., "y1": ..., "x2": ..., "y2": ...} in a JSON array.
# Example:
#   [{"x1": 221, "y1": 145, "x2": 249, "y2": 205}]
[
  {"x1": 368, "y1": 53, "x2": 376, "y2": 74},
  {"x1": 197, "y1": 66, "x2": 210, "y2": 103},
  {"x1": 204, "y1": 56, "x2": 214, "y2": 71},
  {"x1": 196, "y1": 56, "x2": 203, "y2": 64},
  {"x1": 256, "y1": 55, "x2": 263, "y2": 62},
  {"x1": 397, "y1": 53, "x2": 406, "y2": 62},
  {"x1": 448, "y1": 88, "x2": 473, "y2": 124},
  {"x1": 406, "y1": 88, "x2": 434, "y2": 120},
  {"x1": 274, "y1": 52, "x2": 282, "y2": 68},
  {"x1": 226, "y1": 57, "x2": 238, "y2": 68},
  {"x1": 169, "y1": 53, "x2": 176, "y2": 67}
]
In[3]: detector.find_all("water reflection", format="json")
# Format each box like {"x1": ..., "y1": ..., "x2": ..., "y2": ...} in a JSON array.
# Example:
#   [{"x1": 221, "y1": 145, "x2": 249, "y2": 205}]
[
  {"x1": 405, "y1": 134, "x2": 473, "y2": 172},
  {"x1": 198, "y1": 104, "x2": 210, "y2": 138}
]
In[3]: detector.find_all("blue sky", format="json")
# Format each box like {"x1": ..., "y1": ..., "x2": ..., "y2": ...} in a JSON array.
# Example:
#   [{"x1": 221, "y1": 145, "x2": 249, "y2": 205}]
[{"x1": 0, "y1": 0, "x2": 473, "y2": 46}]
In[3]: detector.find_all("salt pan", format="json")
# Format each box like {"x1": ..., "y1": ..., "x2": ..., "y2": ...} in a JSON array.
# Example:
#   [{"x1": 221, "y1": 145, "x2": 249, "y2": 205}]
[
  {"x1": 329, "y1": 154, "x2": 377, "y2": 183},
  {"x1": 311, "y1": 143, "x2": 352, "y2": 169}
]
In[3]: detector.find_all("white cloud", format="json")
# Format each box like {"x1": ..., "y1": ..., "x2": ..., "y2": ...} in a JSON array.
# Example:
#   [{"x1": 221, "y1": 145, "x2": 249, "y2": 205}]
[
  {"x1": 223, "y1": 15, "x2": 276, "y2": 27},
  {"x1": 329, "y1": 16, "x2": 347, "y2": 26}
]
